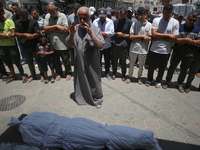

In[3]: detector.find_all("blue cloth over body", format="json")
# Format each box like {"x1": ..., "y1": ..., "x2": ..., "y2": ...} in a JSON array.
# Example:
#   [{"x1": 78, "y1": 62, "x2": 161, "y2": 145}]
[{"x1": 8, "y1": 112, "x2": 162, "y2": 150}]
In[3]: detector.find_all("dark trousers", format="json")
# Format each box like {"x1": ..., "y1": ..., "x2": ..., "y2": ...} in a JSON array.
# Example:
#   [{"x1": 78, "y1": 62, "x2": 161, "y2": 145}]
[
  {"x1": 112, "y1": 45, "x2": 127, "y2": 77},
  {"x1": 100, "y1": 47, "x2": 111, "y2": 74},
  {"x1": 0, "y1": 58, "x2": 7, "y2": 76},
  {"x1": 147, "y1": 51, "x2": 170, "y2": 83},
  {"x1": 22, "y1": 47, "x2": 44, "y2": 77},
  {"x1": 0, "y1": 46, "x2": 24, "y2": 76},
  {"x1": 54, "y1": 50, "x2": 71, "y2": 76},
  {"x1": 166, "y1": 54, "x2": 192, "y2": 85},
  {"x1": 40, "y1": 55, "x2": 54, "y2": 72},
  {"x1": 69, "y1": 47, "x2": 74, "y2": 64},
  {"x1": 185, "y1": 52, "x2": 200, "y2": 89}
]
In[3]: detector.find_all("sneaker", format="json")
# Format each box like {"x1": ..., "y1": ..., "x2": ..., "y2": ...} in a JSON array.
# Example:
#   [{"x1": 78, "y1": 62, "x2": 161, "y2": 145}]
[
  {"x1": 44, "y1": 79, "x2": 49, "y2": 84},
  {"x1": 51, "y1": 78, "x2": 55, "y2": 83},
  {"x1": 106, "y1": 73, "x2": 111, "y2": 80}
]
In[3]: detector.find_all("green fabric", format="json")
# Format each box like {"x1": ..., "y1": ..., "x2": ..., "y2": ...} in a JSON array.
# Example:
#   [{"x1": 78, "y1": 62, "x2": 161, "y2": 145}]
[{"x1": 0, "y1": 19, "x2": 15, "y2": 46}]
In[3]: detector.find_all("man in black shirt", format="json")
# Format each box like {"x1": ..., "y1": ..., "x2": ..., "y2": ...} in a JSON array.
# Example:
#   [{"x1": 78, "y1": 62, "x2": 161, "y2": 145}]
[
  {"x1": 15, "y1": 7, "x2": 44, "y2": 82},
  {"x1": 112, "y1": 8, "x2": 132, "y2": 81}
]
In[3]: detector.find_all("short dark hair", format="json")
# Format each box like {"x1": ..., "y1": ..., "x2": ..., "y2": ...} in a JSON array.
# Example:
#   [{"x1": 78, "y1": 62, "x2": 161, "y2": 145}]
[
  {"x1": 31, "y1": 8, "x2": 39, "y2": 12},
  {"x1": 67, "y1": 4, "x2": 73, "y2": 9},
  {"x1": 163, "y1": 4, "x2": 173, "y2": 11},
  {"x1": 189, "y1": 11, "x2": 198, "y2": 18},
  {"x1": 12, "y1": 3, "x2": 19, "y2": 7},
  {"x1": 73, "y1": 3, "x2": 81, "y2": 11},
  {"x1": 18, "y1": 7, "x2": 28, "y2": 13},
  {"x1": 119, "y1": 8, "x2": 126, "y2": 14}
]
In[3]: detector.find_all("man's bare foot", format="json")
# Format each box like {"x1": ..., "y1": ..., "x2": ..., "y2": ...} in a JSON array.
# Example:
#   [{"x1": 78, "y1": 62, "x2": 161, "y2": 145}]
[
  {"x1": 41, "y1": 76, "x2": 45, "y2": 82},
  {"x1": 27, "y1": 76, "x2": 36, "y2": 83},
  {"x1": 56, "y1": 75, "x2": 61, "y2": 81},
  {"x1": 66, "y1": 74, "x2": 71, "y2": 81},
  {"x1": 2, "y1": 75, "x2": 8, "y2": 82}
]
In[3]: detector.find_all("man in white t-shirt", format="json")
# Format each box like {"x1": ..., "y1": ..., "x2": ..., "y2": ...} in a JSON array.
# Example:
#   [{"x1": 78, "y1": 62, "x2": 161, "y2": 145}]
[
  {"x1": 125, "y1": 7, "x2": 152, "y2": 84},
  {"x1": 146, "y1": 4, "x2": 179, "y2": 88}
]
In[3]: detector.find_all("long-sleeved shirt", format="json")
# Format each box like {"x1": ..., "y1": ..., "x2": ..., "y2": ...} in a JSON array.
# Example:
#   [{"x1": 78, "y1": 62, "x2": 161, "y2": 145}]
[{"x1": 93, "y1": 17, "x2": 114, "y2": 49}]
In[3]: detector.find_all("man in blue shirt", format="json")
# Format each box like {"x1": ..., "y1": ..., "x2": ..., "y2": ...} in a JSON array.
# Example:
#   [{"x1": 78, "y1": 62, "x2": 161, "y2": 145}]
[{"x1": 93, "y1": 7, "x2": 114, "y2": 80}]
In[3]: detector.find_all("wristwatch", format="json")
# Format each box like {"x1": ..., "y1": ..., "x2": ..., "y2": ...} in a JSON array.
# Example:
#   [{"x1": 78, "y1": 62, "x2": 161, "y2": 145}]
[{"x1": 6, "y1": 34, "x2": 9, "y2": 37}]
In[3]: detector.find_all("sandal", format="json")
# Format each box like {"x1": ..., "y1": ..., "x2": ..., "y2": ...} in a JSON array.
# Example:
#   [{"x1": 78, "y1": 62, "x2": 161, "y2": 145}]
[
  {"x1": 162, "y1": 82, "x2": 169, "y2": 89},
  {"x1": 22, "y1": 77, "x2": 28, "y2": 83},
  {"x1": 145, "y1": 81, "x2": 151, "y2": 87},
  {"x1": 2, "y1": 76, "x2": 8, "y2": 82},
  {"x1": 184, "y1": 88, "x2": 190, "y2": 93},
  {"x1": 56, "y1": 75, "x2": 61, "y2": 81},
  {"x1": 112, "y1": 75, "x2": 116, "y2": 80},
  {"x1": 155, "y1": 82, "x2": 161, "y2": 88},
  {"x1": 177, "y1": 84, "x2": 184, "y2": 93},
  {"x1": 122, "y1": 77, "x2": 126, "y2": 82},
  {"x1": 66, "y1": 74, "x2": 71, "y2": 81},
  {"x1": 125, "y1": 78, "x2": 131, "y2": 84},
  {"x1": 5, "y1": 78, "x2": 15, "y2": 84},
  {"x1": 138, "y1": 79, "x2": 143, "y2": 85}
]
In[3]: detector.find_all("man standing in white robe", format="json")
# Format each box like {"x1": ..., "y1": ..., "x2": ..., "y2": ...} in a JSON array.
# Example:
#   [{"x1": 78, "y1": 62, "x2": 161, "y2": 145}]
[{"x1": 66, "y1": 7, "x2": 105, "y2": 108}]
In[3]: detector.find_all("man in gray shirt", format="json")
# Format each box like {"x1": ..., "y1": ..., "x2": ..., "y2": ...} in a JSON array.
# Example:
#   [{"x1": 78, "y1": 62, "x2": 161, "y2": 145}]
[{"x1": 44, "y1": 3, "x2": 72, "y2": 81}]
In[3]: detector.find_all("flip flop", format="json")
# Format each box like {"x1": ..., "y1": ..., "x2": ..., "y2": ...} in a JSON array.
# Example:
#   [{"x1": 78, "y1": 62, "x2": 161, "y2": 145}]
[
  {"x1": 177, "y1": 84, "x2": 184, "y2": 93},
  {"x1": 162, "y1": 82, "x2": 169, "y2": 89}
]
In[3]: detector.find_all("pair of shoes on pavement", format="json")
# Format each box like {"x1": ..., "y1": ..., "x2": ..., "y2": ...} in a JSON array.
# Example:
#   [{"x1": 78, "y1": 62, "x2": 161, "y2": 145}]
[{"x1": 44, "y1": 78, "x2": 55, "y2": 84}]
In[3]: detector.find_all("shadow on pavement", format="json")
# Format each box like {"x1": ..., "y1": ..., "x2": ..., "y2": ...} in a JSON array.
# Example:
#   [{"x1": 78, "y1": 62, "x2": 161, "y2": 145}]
[{"x1": 0, "y1": 114, "x2": 200, "y2": 150}]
